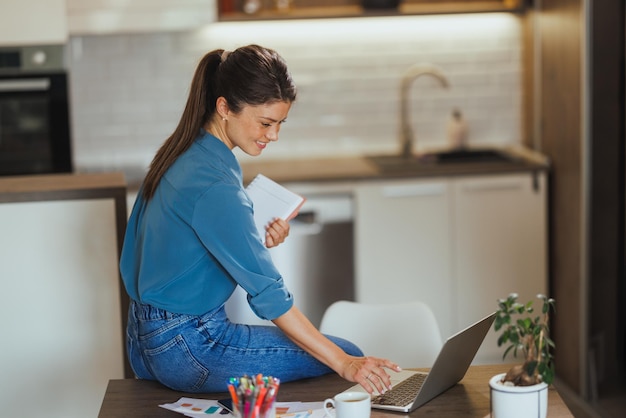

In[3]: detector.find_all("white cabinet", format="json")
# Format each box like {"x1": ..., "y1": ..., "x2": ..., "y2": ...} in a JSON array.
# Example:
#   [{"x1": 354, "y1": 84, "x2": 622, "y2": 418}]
[
  {"x1": 354, "y1": 172, "x2": 547, "y2": 364},
  {"x1": 66, "y1": 0, "x2": 217, "y2": 35},
  {"x1": 453, "y1": 173, "x2": 547, "y2": 363},
  {"x1": 0, "y1": 199, "x2": 124, "y2": 418},
  {"x1": 354, "y1": 179, "x2": 456, "y2": 336},
  {"x1": 0, "y1": 0, "x2": 67, "y2": 46}
]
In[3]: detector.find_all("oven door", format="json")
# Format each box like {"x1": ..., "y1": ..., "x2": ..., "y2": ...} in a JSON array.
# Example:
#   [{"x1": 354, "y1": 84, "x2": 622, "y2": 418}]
[{"x1": 0, "y1": 72, "x2": 72, "y2": 176}]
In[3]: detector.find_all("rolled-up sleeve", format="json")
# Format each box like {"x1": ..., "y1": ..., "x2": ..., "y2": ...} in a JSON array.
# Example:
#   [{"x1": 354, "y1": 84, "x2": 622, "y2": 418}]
[{"x1": 191, "y1": 182, "x2": 293, "y2": 320}]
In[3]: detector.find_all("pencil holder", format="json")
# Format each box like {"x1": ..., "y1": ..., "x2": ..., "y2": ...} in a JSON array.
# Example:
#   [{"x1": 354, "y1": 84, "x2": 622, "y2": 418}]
[{"x1": 228, "y1": 374, "x2": 280, "y2": 418}]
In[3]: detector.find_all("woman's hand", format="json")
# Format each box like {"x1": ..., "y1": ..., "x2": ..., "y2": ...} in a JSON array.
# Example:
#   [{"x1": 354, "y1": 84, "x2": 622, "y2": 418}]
[
  {"x1": 339, "y1": 356, "x2": 402, "y2": 395},
  {"x1": 264, "y1": 217, "x2": 290, "y2": 248},
  {"x1": 273, "y1": 307, "x2": 401, "y2": 395}
]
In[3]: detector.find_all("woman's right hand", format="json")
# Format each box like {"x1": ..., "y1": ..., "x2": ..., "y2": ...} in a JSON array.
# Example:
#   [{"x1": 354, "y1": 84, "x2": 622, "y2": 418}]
[
  {"x1": 339, "y1": 355, "x2": 402, "y2": 395},
  {"x1": 272, "y1": 306, "x2": 401, "y2": 395}
]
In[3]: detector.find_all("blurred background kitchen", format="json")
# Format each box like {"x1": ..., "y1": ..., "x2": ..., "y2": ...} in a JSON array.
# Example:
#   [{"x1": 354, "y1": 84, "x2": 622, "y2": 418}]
[
  {"x1": 0, "y1": 1, "x2": 624, "y2": 417},
  {"x1": 66, "y1": 10, "x2": 522, "y2": 172}
]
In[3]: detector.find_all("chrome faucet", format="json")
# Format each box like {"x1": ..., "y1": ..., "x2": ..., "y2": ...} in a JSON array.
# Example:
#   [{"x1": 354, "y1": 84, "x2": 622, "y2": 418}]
[{"x1": 399, "y1": 64, "x2": 450, "y2": 159}]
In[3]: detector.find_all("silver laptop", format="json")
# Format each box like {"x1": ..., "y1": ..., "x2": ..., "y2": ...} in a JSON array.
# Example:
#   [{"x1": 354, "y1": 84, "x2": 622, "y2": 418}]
[{"x1": 344, "y1": 311, "x2": 496, "y2": 413}]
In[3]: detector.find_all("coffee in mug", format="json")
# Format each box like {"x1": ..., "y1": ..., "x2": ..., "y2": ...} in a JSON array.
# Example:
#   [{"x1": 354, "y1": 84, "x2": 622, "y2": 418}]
[{"x1": 323, "y1": 391, "x2": 370, "y2": 418}]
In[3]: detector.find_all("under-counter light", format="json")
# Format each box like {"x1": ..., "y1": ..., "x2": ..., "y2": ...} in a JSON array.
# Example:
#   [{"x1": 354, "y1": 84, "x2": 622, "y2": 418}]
[{"x1": 194, "y1": 13, "x2": 519, "y2": 48}]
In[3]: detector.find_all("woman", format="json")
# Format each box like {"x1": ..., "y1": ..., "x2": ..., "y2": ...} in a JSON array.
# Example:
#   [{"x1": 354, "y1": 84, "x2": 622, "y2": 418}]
[{"x1": 120, "y1": 44, "x2": 400, "y2": 394}]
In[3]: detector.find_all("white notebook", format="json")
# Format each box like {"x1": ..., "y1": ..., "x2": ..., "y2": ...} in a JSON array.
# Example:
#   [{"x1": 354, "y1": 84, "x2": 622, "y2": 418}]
[{"x1": 246, "y1": 174, "x2": 306, "y2": 241}]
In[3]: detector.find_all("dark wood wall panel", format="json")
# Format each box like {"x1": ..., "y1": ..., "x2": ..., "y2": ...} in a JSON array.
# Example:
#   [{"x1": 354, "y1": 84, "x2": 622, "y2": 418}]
[
  {"x1": 535, "y1": 0, "x2": 584, "y2": 394},
  {"x1": 588, "y1": 0, "x2": 625, "y2": 395}
]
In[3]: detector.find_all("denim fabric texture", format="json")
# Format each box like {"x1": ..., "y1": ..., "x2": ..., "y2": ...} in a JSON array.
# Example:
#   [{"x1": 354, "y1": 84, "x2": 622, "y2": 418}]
[{"x1": 127, "y1": 300, "x2": 364, "y2": 392}]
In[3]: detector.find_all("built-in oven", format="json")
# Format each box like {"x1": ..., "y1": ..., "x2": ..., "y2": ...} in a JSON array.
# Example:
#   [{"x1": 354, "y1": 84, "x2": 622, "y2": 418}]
[{"x1": 0, "y1": 45, "x2": 72, "y2": 176}]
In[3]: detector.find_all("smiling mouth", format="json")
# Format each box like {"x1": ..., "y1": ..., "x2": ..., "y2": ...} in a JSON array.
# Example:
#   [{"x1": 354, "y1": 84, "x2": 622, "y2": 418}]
[{"x1": 256, "y1": 141, "x2": 268, "y2": 149}]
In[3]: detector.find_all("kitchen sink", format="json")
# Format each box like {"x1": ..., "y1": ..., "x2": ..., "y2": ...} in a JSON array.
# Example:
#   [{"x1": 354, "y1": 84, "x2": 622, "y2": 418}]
[{"x1": 367, "y1": 149, "x2": 519, "y2": 173}]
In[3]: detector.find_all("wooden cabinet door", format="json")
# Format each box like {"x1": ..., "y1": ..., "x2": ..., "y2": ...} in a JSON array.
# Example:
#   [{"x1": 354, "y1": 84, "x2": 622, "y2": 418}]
[{"x1": 218, "y1": 0, "x2": 525, "y2": 20}]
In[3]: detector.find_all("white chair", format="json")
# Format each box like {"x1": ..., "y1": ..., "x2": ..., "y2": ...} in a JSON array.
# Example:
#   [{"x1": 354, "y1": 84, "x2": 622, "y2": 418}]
[{"x1": 319, "y1": 300, "x2": 443, "y2": 368}]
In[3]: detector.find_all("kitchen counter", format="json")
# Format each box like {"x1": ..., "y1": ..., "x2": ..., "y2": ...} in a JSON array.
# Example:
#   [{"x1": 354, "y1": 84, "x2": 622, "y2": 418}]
[
  {"x1": 240, "y1": 146, "x2": 549, "y2": 185},
  {"x1": 114, "y1": 146, "x2": 549, "y2": 191},
  {"x1": 0, "y1": 172, "x2": 127, "y2": 202}
]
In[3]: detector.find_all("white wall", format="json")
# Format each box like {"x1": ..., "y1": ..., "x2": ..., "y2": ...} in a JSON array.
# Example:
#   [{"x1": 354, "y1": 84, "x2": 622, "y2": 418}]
[
  {"x1": 67, "y1": 13, "x2": 522, "y2": 178},
  {"x1": 0, "y1": 0, "x2": 67, "y2": 46}
]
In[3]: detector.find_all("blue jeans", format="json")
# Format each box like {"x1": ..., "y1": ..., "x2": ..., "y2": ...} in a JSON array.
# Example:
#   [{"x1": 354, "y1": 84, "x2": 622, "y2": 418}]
[{"x1": 126, "y1": 300, "x2": 363, "y2": 392}]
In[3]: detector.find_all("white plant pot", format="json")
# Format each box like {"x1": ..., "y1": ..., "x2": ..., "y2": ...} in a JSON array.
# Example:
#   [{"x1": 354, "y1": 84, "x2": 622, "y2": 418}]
[{"x1": 489, "y1": 373, "x2": 548, "y2": 418}]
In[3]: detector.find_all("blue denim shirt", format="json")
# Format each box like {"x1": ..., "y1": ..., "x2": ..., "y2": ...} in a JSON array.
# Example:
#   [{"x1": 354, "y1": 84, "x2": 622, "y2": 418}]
[{"x1": 120, "y1": 131, "x2": 293, "y2": 319}]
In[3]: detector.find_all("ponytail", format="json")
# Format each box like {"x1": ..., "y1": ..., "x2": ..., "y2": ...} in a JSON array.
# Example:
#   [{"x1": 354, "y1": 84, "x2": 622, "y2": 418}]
[{"x1": 142, "y1": 49, "x2": 224, "y2": 200}]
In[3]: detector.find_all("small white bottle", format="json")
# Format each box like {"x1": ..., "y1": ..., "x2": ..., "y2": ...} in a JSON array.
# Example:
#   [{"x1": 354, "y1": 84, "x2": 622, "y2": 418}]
[
  {"x1": 447, "y1": 109, "x2": 468, "y2": 149},
  {"x1": 243, "y1": 0, "x2": 262, "y2": 14}
]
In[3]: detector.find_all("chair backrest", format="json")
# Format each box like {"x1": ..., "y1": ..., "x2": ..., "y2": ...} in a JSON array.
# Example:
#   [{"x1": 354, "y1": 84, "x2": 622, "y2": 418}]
[{"x1": 319, "y1": 300, "x2": 443, "y2": 368}]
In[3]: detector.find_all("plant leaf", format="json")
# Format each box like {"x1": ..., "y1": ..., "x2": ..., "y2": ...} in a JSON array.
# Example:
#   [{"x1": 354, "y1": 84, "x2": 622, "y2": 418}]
[{"x1": 503, "y1": 345, "x2": 514, "y2": 359}]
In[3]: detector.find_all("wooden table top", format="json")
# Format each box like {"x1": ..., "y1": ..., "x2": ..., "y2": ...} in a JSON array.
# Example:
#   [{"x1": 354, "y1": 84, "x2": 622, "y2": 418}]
[{"x1": 98, "y1": 365, "x2": 574, "y2": 417}]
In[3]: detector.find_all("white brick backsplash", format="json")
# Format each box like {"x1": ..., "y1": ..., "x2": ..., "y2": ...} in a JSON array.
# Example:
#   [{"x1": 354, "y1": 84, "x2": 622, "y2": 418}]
[{"x1": 68, "y1": 13, "x2": 523, "y2": 176}]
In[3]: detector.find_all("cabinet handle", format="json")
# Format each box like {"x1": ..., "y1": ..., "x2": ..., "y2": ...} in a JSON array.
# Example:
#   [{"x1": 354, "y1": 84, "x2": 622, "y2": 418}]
[
  {"x1": 382, "y1": 183, "x2": 446, "y2": 198},
  {"x1": 0, "y1": 78, "x2": 50, "y2": 92},
  {"x1": 462, "y1": 182, "x2": 523, "y2": 193}
]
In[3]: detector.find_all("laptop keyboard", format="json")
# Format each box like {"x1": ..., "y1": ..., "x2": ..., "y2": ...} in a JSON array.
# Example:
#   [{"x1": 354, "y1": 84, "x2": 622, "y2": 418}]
[{"x1": 372, "y1": 372, "x2": 427, "y2": 406}]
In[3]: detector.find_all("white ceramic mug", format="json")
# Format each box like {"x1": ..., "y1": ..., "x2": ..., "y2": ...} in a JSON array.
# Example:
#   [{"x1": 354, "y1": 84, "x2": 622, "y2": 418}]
[{"x1": 323, "y1": 391, "x2": 371, "y2": 418}]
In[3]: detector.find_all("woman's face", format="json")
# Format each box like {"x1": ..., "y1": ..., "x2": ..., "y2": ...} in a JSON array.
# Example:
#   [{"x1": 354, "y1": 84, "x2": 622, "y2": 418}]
[{"x1": 223, "y1": 101, "x2": 292, "y2": 156}]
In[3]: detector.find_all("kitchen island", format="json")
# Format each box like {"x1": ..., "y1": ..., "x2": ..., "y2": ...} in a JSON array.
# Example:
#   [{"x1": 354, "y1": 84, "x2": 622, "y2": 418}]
[{"x1": 0, "y1": 172, "x2": 130, "y2": 418}]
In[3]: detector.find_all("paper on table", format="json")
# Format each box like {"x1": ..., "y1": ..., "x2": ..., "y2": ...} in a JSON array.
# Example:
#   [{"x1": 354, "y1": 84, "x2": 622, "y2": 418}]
[
  {"x1": 159, "y1": 397, "x2": 230, "y2": 416},
  {"x1": 275, "y1": 402, "x2": 325, "y2": 417},
  {"x1": 245, "y1": 174, "x2": 306, "y2": 241},
  {"x1": 160, "y1": 398, "x2": 325, "y2": 417}
]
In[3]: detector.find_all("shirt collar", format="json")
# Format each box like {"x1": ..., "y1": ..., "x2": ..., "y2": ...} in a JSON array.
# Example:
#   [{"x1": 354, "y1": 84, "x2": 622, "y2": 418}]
[{"x1": 196, "y1": 129, "x2": 243, "y2": 183}]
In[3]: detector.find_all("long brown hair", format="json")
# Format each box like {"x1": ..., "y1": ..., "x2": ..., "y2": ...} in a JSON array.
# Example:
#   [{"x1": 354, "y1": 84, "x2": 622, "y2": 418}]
[{"x1": 141, "y1": 45, "x2": 297, "y2": 200}]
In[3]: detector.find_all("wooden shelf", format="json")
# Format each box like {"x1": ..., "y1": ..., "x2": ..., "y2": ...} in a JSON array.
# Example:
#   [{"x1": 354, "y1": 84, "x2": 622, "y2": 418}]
[{"x1": 218, "y1": 1, "x2": 525, "y2": 22}]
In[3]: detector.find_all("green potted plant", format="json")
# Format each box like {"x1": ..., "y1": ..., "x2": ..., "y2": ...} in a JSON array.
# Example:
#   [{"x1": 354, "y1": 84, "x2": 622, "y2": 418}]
[{"x1": 489, "y1": 293, "x2": 556, "y2": 418}]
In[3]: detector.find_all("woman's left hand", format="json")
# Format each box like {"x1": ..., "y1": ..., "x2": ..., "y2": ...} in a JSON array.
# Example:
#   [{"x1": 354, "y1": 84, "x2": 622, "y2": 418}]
[{"x1": 265, "y1": 218, "x2": 290, "y2": 248}]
